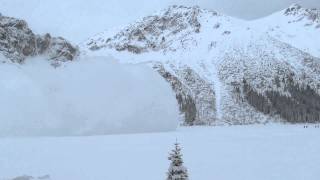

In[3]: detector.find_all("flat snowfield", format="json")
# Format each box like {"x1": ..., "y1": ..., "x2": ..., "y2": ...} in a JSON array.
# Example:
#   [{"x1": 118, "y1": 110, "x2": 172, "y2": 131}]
[{"x1": 0, "y1": 125, "x2": 319, "y2": 180}]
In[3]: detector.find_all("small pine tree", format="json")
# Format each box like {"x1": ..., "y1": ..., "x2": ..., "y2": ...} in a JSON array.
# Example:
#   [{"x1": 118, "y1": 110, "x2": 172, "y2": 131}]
[{"x1": 167, "y1": 142, "x2": 189, "y2": 180}]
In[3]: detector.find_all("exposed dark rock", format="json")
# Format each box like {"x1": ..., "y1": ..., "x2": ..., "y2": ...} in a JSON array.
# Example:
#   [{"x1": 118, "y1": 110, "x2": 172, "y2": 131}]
[
  {"x1": 0, "y1": 14, "x2": 78, "y2": 63},
  {"x1": 222, "y1": 31, "x2": 231, "y2": 35},
  {"x1": 284, "y1": 4, "x2": 302, "y2": 15},
  {"x1": 284, "y1": 4, "x2": 320, "y2": 26},
  {"x1": 10, "y1": 175, "x2": 51, "y2": 180}
]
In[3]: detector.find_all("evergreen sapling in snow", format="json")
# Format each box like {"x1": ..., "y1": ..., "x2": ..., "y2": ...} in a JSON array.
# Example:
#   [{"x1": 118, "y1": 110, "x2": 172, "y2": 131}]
[{"x1": 167, "y1": 142, "x2": 189, "y2": 180}]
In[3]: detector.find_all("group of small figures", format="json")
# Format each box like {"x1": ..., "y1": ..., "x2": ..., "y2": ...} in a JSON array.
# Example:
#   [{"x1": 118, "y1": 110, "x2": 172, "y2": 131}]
[{"x1": 303, "y1": 125, "x2": 320, "y2": 128}]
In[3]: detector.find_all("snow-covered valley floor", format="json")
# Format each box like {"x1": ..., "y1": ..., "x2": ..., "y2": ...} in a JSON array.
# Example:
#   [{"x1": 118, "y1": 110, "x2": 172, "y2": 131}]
[{"x1": 0, "y1": 125, "x2": 319, "y2": 180}]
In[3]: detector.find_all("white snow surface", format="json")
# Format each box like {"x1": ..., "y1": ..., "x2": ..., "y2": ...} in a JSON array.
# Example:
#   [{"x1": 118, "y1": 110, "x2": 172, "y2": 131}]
[
  {"x1": 0, "y1": 55, "x2": 179, "y2": 137},
  {"x1": 254, "y1": 4, "x2": 320, "y2": 58},
  {"x1": 0, "y1": 125, "x2": 319, "y2": 180}
]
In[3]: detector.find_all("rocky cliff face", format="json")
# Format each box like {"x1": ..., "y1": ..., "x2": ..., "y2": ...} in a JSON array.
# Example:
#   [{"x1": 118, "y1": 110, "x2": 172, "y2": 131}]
[
  {"x1": 0, "y1": 14, "x2": 78, "y2": 63},
  {"x1": 284, "y1": 4, "x2": 320, "y2": 26},
  {"x1": 83, "y1": 5, "x2": 320, "y2": 125},
  {"x1": 87, "y1": 5, "x2": 205, "y2": 54}
]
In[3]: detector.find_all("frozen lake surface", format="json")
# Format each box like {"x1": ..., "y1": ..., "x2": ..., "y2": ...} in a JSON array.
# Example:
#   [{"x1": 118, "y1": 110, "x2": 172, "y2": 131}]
[{"x1": 0, "y1": 125, "x2": 319, "y2": 180}]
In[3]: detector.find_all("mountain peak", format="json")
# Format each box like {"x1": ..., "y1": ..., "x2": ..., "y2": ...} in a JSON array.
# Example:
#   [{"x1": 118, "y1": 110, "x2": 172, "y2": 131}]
[
  {"x1": 0, "y1": 14, "x2": 78, "y2": 63},
  {"x1": 284, "y1": 4, "x2": 319, "y2": 21},
  {"x1": 164, "y1": 5, "x2": 217, "y2": 14},
  {"x1": 284, "y1": 3, "x2": 309, "y2": 17},
  {"x1": 167, "y1": 5, "x2": 200, "y2": 10},
  {"x1": 282, "y1": 4, "x2": 320, "y2": 28},
  {"x1": 284, "y1": 3, "x2": 302, "y2": 15},
  {"x1": 86, "y1": 5, "x2": 223, "y2": 53}
]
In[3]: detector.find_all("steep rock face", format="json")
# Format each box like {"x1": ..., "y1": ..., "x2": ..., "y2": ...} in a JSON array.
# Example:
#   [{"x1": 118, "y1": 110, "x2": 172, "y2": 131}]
[
  {"x1": 284, "y1": 4, "x2": 320, "y2": 25},
  {"x1": 83, "y1": 5, "x2": 320, "y2": 125},
  {"x1": 0, "y1": 14, "x2": 78, "y2": 63}
]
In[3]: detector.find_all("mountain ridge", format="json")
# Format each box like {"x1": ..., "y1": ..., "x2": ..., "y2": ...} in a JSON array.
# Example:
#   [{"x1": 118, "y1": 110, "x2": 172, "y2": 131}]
[
  {"x1": 0, "y1": 4, "x2": 319, "y2": 126},
  {"x1": 0, "y1": 13, "x2": 78, "y2": 64},
  {"x1": 83, "y1": 4, "x2": 320, "y2": 125}
]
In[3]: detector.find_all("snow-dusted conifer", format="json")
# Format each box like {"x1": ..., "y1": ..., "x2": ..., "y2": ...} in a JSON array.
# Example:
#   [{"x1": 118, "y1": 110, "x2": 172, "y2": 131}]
[{"x1": 167, "y1": 142, "x2": 189, "y2": 180}]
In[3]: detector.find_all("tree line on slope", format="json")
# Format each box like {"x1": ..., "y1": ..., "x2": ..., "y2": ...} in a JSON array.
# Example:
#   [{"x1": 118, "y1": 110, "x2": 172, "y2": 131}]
[{"x1": 242, "y1": 75, "x2": 320, "y2": 123}]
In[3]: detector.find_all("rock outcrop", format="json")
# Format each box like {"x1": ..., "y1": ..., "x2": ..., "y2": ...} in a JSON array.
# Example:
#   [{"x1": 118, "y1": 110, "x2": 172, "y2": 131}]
[
  {"x1": 284, "y1": 4, "x2": 320, "y2": 25},
  {"x1": 0, "y1": 14, "x2": 78, "y2": 63}
]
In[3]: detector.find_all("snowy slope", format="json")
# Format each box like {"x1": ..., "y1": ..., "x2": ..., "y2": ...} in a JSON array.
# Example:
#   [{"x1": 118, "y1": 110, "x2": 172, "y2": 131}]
[
  {"x1": 83, "y1": 5, "x2": 320, "y2": 125},
  {"x1": 255, "y1": 4, "x2": 320, "y2": 57},
  {"x1": 0, "y1": 125, "x2": 319, "y2": 180}
]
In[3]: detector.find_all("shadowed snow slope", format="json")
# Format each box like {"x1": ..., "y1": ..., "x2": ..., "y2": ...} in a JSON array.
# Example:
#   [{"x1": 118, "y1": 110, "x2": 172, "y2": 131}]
[{"x1": 0, "y1": 55, "x2": 179, "y2": 137}]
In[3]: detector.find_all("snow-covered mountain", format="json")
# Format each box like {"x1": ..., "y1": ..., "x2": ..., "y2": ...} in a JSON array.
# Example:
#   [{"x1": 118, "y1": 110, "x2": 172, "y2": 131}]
[
  {"x1": 83, "y1": 4, "x2": 320, "y2": 125},
  {"x1": 255, "y1": 4, "x2": 320, "y2": 57},
  {"x1": 1, "y1": 4, "x2": 319, "y2": 127},
  {"x1": 0, "y1": 14, "x2": 78, "y2": 63}
]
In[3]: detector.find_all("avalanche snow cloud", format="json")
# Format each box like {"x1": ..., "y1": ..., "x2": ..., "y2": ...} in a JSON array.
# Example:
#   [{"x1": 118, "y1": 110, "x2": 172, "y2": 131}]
[{"x1": 0, "y1": 56, "x2": 179, "y2": 137}]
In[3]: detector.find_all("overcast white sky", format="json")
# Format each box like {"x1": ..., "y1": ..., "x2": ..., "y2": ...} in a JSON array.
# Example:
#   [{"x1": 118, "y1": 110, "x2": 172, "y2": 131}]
[{"x1": 0, "y1": 0, "x2": 319, "y2": 42}]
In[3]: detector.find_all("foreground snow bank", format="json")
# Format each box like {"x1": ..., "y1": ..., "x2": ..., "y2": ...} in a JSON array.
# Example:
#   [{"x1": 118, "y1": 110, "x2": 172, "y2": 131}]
[
  {"x1": 0, "y1": 125, "x2": 319, "y2": 180},
  {"x1": 0, "y1": 56, "x2": 179, "y2": 137}
]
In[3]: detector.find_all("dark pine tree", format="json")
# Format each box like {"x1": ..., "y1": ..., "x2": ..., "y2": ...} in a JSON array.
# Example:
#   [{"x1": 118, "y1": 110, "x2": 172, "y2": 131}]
[{"x1": 167, "y1": 142, "x2": 189, "y2": 180}]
